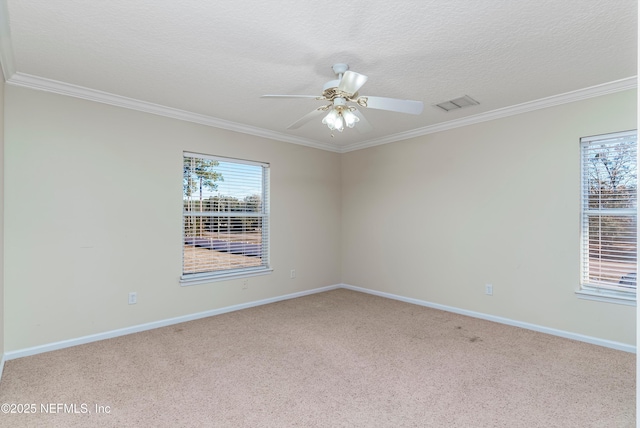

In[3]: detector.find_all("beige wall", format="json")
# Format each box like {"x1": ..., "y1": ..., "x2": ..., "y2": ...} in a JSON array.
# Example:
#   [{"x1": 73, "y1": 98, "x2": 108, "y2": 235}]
[
  {"x1": 341, "y1": 89, "x2": 637, "y2": 346},
  {"x1": 4, "y1": 86, "x2": 342, "y2": 352},
  {"x1": 3, "y1": 84, "x2": 637, "y2": 352}
]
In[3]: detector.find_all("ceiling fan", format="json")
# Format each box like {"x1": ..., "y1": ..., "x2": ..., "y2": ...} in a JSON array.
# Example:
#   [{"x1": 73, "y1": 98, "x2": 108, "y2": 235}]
[{"x1": 261, "y1": 63, "x2": 424, "y2": 133}]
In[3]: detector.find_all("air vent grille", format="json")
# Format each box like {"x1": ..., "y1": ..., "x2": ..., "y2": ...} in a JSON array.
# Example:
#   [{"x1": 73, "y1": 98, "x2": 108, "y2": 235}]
[{"x1": 435, "y1": 95, "x2": 479, "y2": 112}]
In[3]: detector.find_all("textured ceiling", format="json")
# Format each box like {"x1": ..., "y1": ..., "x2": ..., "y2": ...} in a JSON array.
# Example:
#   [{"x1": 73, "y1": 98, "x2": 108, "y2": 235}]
[{"x1": 0, "y1": 0, "x2": 637, "y2": 152}]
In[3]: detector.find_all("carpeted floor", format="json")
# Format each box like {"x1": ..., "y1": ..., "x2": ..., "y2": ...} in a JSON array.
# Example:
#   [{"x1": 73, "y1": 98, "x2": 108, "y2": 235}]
[{"x1": 0, "y1": 288, "x2": 635, "y2": 427}]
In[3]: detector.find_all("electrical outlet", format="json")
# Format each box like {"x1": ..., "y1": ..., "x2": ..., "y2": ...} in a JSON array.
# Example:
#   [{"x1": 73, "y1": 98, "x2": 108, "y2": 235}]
[
  {"x1": 128, "y1": 292, "x2": 137, "y2": 305},
  {"x1": 290, "y1": 269, "x2": 296, "y2": 279},
  {"x1": 242, "y1": 279, "x2": 249, "y2": 289},
  {"x1": 485, "y1": 284, "x2": 493, "y2": 296}
]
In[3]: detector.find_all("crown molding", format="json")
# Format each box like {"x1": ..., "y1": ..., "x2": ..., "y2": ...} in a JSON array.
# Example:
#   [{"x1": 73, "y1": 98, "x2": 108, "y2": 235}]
[
  {"x1": 6, "y1": 72, "x2": 342, "y2": 153},
  {"x1": 3, "y1": 70, "x2": 636, "y2": 154},
  {"x1": 340, "y1": 76, "x2": 638, "y2": 153}
]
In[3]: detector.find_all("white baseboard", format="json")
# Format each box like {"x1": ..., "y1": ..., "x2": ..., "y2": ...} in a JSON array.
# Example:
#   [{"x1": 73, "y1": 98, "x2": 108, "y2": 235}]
[
  {"x1": 4, "y1": 284, "x2": 341, "y2": 361},
  {"x1": 340, "y1": 284, "x2": 636, "y2": 353},
  {"x1": 3, "y1": 282, "x2": 634, "y2": 361}
]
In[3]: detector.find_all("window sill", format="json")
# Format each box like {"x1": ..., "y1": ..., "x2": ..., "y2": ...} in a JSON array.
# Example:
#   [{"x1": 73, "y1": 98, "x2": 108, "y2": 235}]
[
  {"x1": 576, "y1": 289, "x2": 636, "y2": 306},
  {"x1": 180, "y1": 267, "x2": 273, "y2": 286}
]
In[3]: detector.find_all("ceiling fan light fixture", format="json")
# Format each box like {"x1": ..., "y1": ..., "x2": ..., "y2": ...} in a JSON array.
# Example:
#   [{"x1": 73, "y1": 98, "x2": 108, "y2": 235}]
[
  {"x1": 322, "y1": 107, "x2": 351, "y2": 132},
  {"x1": 322, "y1": 108, "x2": 340, "y2": 131},
  {"x1": 263, "y1": 63, "x2": 424, "y2": 134},
  {"x1": 335, "y1": 114, "x2": 345, "y2": 132},
  {"x1": 342, "y1": 109, "x2": 360, "y2": 128}
]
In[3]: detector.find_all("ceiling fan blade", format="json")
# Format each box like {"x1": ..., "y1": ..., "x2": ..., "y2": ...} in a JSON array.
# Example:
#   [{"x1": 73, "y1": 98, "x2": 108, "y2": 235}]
[
  {"x1": 287, "y1": 108, "x2": 326, "y2": 129},
  {"x1": 361, "y1": 96, "x2": 424, "y2": 115},
  {"x1": 261, "y1": 95, "x2": 320, "y2": 99},
  {"x1": 353, "y1": 109, "x2": 373, "y2": 134},
  {"x1": 338, "y1": 71, "x2": 368, "y2": 95}
]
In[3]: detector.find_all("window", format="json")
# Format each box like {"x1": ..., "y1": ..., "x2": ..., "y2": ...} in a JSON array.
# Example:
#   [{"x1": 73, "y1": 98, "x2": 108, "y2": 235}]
[
  {"x1": 181, "y1": 152, "x2": 270, "y2": 284},
  {"x1": 579, "y1": 130, "x2": 637, "y2": 304}
]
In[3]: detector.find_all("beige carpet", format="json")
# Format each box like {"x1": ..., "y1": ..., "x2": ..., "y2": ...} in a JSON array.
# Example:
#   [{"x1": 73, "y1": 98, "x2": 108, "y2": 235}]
[{"x1": 0, "y1": 289, "x2": 635, "y2": 427}]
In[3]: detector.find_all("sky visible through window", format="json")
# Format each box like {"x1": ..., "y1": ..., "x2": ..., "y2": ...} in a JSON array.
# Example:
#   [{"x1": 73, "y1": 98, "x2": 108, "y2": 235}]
[{"x1": 187, "y1": 160, "x2": 263, "y2": 201}]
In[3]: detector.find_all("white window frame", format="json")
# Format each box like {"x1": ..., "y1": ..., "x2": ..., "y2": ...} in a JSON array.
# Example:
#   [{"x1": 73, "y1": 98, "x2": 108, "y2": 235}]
[
  {"x1": 180, "y1": 152, "x2": 271, "y2": 285},
  {"x1": 577, "y1": 130, "x2": 637, "y2": 305}
]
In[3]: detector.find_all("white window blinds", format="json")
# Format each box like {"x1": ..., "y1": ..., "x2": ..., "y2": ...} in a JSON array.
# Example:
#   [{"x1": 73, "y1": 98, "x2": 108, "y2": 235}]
[
  {"x1": 580, "y1": 130, "x2": 637, "y2": 298},
  {"x1": 182, "y1": 152, "x2": 270, "y2": 282}
]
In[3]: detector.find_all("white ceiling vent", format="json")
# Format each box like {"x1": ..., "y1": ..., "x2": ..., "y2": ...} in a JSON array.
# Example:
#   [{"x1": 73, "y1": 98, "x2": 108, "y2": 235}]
[{"x1": 435, "y1": 95, "x2": 479, "y2": 112}]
